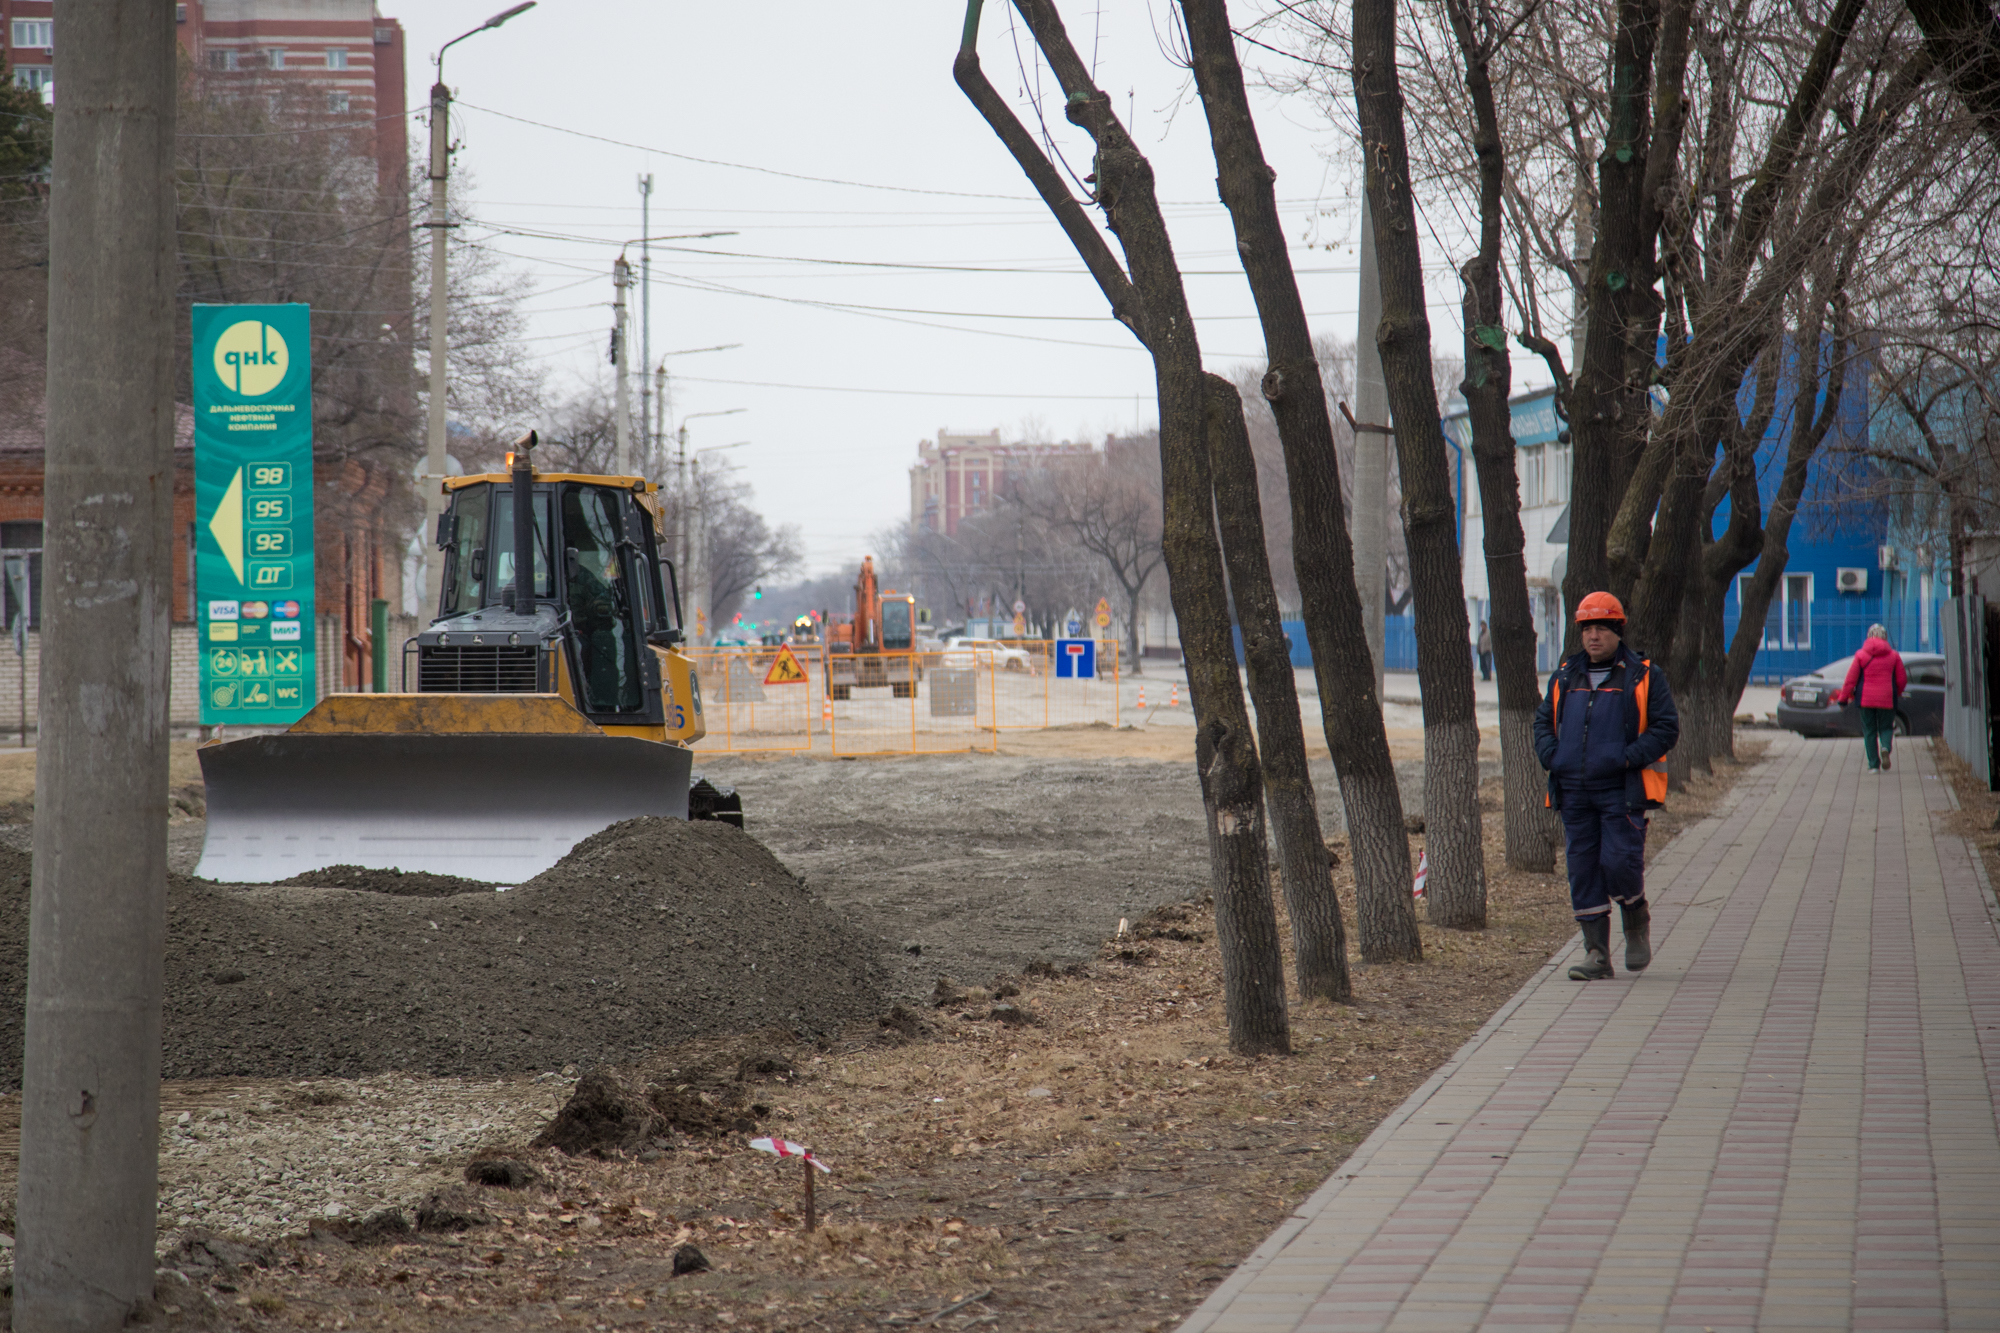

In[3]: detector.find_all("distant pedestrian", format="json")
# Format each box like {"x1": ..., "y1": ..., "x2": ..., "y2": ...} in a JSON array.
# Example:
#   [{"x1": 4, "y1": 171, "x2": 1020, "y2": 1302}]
[
  {"x1": 1833, "y1": 624, "x2": 1906, "y2": 773},
  {"x1": 1533, "y1": 592, "x2": 1678, "y2": 981},
  {"x1": 1476, "y1": 620, "x2": 1493, "y2": 681}
]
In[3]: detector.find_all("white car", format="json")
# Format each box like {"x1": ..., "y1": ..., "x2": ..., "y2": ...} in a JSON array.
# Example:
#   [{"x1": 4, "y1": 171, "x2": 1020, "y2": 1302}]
[{"x1": 941, "y1": 636, "x2": 1035, "y2": 672}]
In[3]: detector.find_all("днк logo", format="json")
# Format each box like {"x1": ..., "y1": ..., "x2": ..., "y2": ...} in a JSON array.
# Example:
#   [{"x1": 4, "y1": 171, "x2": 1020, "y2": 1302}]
[{"x1": 213, "y1": 320, "x2": 290, "y2": 396}]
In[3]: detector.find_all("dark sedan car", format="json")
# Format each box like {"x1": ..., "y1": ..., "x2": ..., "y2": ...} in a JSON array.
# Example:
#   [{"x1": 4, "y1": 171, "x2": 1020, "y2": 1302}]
[{"x1": 1776, "y1": 651, "x2": 1946, "y2": 738}]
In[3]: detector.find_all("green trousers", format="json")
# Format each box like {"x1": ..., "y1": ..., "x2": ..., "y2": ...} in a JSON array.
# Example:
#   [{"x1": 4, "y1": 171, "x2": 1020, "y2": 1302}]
[{"x1": 1861, "y1": 706, "x2": 1895, "y2": 769}]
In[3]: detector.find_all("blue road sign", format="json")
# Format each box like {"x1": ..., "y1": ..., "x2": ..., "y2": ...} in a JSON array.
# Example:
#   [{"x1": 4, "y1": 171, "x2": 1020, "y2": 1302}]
[{"x1": 1055, "y1": 638, "x2": 1095, "y2": 679}]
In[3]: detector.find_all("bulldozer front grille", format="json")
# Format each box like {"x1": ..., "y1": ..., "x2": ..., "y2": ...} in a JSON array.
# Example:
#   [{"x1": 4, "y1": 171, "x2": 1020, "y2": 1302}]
[{"x1": 416, "y1": 644, "x2": 542, "y2": 693}]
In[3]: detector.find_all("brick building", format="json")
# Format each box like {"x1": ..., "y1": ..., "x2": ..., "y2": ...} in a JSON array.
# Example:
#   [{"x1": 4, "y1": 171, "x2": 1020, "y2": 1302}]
[
  {"x1": 7, "y1": 2, "x2": 407, "y2": 197},
  {"x1": 908, "y1": 429, "x2": 1098, "y2": 537}
]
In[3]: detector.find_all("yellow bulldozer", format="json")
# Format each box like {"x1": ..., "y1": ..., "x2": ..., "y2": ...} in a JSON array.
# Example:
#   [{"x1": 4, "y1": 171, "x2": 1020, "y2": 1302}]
[{"x1": 194, "y1": 434, "x2": 735, "y2": 884}]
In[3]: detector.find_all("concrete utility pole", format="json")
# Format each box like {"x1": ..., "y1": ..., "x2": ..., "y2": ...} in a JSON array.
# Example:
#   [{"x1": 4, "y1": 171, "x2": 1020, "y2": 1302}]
[
  {"x1": 419, "y1": 75, "x2": 452, "y2": 617},
  {"x1": 613, "y1": 256, "x2": 633, "y2": 474},
  {"x1": 1351, "y1": 205, "x2": 1391, "y2": 697},
  {"x1": 638, "y1": 174, "x2": 653, "y2": 471},
  {"x1": 16, "y1": 4, "x2": 176, "y2": 1328},
  {"x1": 418, "y1": 2, "x2": 537, "y2": 619}
]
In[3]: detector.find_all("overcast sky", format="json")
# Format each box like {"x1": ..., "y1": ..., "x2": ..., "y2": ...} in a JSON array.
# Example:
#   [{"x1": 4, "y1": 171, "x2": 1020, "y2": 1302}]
[{"x1": 400, "y1": 0, "x2": 1548, "y2": 577}]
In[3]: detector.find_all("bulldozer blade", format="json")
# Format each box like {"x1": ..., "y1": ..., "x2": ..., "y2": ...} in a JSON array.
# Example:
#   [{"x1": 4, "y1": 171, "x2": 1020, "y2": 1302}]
[{"x1": 195, "y1": 732, "x2": 693, "y2": 884}]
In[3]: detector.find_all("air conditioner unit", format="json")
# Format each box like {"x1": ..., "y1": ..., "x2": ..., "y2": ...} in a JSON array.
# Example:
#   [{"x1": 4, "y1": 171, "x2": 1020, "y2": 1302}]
[
  {"x1": 1836, "y1": 567, "x2": 1868, "y2": 593},
  {"x1": 1879, "y1": 545, "x2": 1898, "y2": 571}
]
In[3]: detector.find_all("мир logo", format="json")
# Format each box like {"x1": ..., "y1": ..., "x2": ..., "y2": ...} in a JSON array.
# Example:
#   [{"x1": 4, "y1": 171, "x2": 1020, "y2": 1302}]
[{"x1": 213, "y1": 320, "x2": 289, "y2": 396}]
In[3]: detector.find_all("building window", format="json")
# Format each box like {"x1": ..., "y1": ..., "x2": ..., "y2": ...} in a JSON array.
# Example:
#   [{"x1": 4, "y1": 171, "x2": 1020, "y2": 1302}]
[
  {"x1": 1547, "y1": 443, "x2": 1571, "y2": 504},
  {"x1": 1519, "y1": 445, "x2": 1545, "y2": 509},
  {"x1": 1, "y1": 523, "x2": 42, "y2": 633},
  {"x1": 1742, "y1": 571, "x2": 1813, "y2": 650},
  {"x1": 327, "y1": 91, "x2": 350, "y2": 114},
  {"x1": 266, "y1": 47, "x2": 286, "y2": 70},
  {"x1": 375, "y1": 27, "x2": 395, "y2": 44},
  {"x1": 12, "y1": 66, "x2": 52, "y2": 92},
  {"x1": 177, "y1": 4, "x2": 188, "y2": 23},
  {"x1": 11, "y1": 20, "x2": 53, "y2": 49},
  {"x1": 327, "y1": 47, "x2": 349, "y2": 70},
  {"x1": 209, "y1": 48, "x2": 237, "y2": 71}
]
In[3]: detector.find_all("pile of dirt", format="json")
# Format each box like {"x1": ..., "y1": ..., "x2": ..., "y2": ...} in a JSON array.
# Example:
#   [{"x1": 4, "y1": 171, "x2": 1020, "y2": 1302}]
[
  {"x1": 529, "y1": 1068, "x2": 770, "y2": 1158},
  {"x1": 0, "y1": 817, "x2": 891, "y2": 1083},
  {"x1": 277, "y1": 865, "x2": 495, "y2": 897}
]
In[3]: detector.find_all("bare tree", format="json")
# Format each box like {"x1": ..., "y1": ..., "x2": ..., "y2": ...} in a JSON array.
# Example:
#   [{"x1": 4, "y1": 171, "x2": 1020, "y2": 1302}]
[
  {"x1": 1005, "y1": 440, "x2": 1166, "y2": 669},
  {"x1": 1339, "y1": 0, "x2": 1492, "y2": 929},
  {"x1": 1180, "y1": 0, "x2": 1429, "y2": 960},
  {"x1": 957, "y1": 0, "x2": 1303, "y2": 1049}
]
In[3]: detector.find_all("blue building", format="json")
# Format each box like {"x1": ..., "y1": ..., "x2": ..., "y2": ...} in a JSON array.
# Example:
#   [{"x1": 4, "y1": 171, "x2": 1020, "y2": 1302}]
[{"x1": 1442, "y1": 358, "x2": 1937, "y2": 683}]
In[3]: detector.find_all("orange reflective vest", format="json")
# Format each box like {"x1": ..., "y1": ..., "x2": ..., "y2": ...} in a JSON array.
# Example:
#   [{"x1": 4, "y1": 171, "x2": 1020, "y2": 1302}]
[{"x1": 1546, "y1": 657, "x2": 1670, "y2": 808}]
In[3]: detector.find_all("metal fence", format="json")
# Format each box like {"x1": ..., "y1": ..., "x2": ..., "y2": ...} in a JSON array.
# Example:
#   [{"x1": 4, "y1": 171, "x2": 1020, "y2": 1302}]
[
  {"x1": 1722, "y1": 599, "x2": 1942, "y2": 682},
  {"x1": 821, "y1": 649, "x2": 997, "y2": 756},
  {"x1": 987, "y1": 639, "x2": 1123, "y2": 731},
  {"x1": 1941, "y1": 595, "x2": 1992, "y2": 788},
  {"x1": 689, "y1": 645, "x2": 818, "y2": 753}
]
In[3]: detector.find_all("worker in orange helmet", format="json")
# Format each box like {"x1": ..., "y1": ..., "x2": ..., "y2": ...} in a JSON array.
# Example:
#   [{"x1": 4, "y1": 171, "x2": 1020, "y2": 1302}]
[{"x1": 1532, "y1": 591, "x2": 1679, "y2": 980}]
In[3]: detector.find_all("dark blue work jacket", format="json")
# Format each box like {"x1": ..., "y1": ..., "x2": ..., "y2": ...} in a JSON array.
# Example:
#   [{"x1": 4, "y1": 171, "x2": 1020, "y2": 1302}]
[{"x1": 1532, "y1": 643, "x2": 1679, "y2": 810}]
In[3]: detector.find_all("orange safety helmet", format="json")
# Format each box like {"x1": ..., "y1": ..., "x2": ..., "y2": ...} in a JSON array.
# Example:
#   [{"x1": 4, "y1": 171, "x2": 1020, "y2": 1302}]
[{"x1": 1574, "y1": 591, "x2": 1627, "y2": 624}]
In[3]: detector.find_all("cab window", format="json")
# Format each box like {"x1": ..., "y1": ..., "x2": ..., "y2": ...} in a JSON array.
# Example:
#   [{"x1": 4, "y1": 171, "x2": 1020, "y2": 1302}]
[
  {"x1": 490, "y1": 485, "x2": 553, "y2": 603},
  {"x1": 881, "y1": 598, "x2": 912, "y2": 651},
  {"x1": 561, "y1": 485, "x2": 641, "y2": 714},
  {"x1": 441, "y1": 484, "x2": 489, "y2": 616}
]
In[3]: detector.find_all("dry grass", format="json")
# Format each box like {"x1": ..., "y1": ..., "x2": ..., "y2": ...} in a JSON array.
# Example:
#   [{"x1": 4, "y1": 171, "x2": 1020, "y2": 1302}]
[{"x1": 156, "y1": 746, "x2": 1765, "y2": 1333}]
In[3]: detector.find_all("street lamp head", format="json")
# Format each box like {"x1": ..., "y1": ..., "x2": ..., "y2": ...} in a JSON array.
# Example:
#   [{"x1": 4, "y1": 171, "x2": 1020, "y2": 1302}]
[
  {"x1": 437, "y1": 2, "x2": 535, "y2": 76},
  {"x1": 484, "y1": 2, "x2": 537, "y2": 29}
]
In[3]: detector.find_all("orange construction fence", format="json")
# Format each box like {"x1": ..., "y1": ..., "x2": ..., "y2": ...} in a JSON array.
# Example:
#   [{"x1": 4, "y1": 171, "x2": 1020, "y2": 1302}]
[{"x1": 688, "y1": 639, "x2": 1123, "y2": 756}]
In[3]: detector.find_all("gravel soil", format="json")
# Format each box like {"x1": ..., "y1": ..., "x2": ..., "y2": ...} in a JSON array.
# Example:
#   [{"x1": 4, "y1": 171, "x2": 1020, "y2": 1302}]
[
  {"x1": 686, "y1": 749, "x2": 1469, "y2": 1002},
  {"x1": 0, "y1": 731, "x2": 1743, "y2": 1332},
  {"x1": 0, "y1": 817, "x2": 891, "y2": 1084}
]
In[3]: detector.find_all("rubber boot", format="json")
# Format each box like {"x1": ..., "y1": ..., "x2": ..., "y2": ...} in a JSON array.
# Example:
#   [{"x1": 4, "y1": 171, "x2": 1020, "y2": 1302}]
[
  {"x1": 1568, "y1": 916, "x2": 1615, "y2": 981},
  {"x1": 1620, "y1": 899, "x2": 1653, "y2": 972}
]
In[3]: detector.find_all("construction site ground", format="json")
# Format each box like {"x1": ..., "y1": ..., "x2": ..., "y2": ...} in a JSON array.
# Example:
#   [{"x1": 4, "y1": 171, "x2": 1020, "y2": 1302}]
[{"x1": 0, "y1": 697, "x2": 1764, "y2": 1330}]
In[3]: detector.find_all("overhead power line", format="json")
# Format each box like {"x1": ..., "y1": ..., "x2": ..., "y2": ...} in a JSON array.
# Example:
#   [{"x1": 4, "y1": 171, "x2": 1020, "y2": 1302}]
[
  {"x1": 456, "y1": 102, "x2": 1037, "y2": 202},
  {"x1": 671, "y1": 374, "x2": 1164, "y2": 401}
]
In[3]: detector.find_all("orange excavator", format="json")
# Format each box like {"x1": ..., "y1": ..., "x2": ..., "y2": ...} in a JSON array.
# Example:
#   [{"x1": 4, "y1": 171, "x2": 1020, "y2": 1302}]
[{"x1": 824, "y1": 555, "x2": 920, "y2": 700}]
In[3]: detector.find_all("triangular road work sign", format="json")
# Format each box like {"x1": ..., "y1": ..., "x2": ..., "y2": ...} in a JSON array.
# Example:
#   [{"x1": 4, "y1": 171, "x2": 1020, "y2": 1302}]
[{"x1": 764, "y1": 644, "x2": 810, "y2": 685}]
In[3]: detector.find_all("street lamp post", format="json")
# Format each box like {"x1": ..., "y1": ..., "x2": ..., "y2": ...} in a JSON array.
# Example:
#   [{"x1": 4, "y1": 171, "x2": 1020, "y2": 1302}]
[
  {"x1": 419, "y1": 1, "x2": 535, "y2": 621},
  {"x1": 673, "y1": 411, "x2": 745, "y2": 644}
]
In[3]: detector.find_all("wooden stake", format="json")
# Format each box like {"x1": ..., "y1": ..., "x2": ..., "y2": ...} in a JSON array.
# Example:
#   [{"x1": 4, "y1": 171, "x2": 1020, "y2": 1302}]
[{"x1": 803, "y1": 1155, "x2": 817, "y2": 1232}]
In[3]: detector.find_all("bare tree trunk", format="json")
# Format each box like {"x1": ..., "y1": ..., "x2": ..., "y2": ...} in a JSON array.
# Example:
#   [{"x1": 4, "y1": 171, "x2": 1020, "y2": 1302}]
[
  {"x1": 1352, "y1": 0, "x2": 1488, "y2": 928},
  {"x1": 1904, "y1": 0, "x2": 2000, "y2": 154},
  {"x1": 1559, "y1": 0, "x2": 1665, "y2": 643},
  {"x1": 954, "y1": 0, "x2": 1290, "y2": 1053},
  {"x1": 1178, "y1": 0, "x2": 1421, "y2": 962},
  {"x1": 1205, "y1": 374, "x2": 1351, "y2": 1001},
  {"x1": 1443, "y1": 0, "x2": 1556, "y2": 872},
  {"x1": 1125, "y1": 578, "x2": 1144, "y2": 676}
]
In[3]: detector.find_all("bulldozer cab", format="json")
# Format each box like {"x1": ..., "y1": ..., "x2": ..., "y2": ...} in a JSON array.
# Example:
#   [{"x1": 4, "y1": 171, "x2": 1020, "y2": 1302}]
[{"x1": 430, "y1": 475, "x2": 690, "y2": 731}]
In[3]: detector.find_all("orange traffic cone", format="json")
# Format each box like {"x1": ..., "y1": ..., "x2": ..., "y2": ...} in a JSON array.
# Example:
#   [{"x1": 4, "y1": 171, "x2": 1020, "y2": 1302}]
[
  {"x1": 1136, "y1": 685, "x2": 1146, "y2": 710},
  {"x1": 1169, "y1": 683, "x2": 1180, "y2": 708},
  {"x1": 821, "y1": 695, "x2": 833, "y2": 726}
]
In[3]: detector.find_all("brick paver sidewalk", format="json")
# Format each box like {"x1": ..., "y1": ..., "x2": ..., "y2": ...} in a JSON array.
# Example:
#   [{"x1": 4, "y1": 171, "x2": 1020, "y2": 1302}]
[{"x1": 1181, "y1": 733, "x2": 2000, "y2": 1332}]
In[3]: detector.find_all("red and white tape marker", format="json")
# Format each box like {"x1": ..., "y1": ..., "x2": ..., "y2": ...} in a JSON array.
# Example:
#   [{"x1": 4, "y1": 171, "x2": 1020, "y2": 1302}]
[
  {"x1": 1412, "y1": 849, "x2": 1428, "y2": 898},
  {"x1": 750, "y1": 1136, "x2": 831, "y2": 1173}
]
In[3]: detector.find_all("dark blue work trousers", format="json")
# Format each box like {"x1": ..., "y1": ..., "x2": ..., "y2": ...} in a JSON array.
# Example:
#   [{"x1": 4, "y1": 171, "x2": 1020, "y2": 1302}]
[{"x1": 1559, "y1": 786, "x2": 1647, "y2": 921}]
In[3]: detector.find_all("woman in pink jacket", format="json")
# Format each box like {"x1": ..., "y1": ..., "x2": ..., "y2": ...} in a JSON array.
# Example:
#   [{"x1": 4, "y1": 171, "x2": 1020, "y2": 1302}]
[{"x1": 1834, "y1": 624, "x2": 1908, "y2": 772}]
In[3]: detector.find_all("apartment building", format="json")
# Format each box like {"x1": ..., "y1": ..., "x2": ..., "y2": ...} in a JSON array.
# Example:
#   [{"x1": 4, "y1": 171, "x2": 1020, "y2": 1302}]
[
  {"x1": 3, "y1": 1, "x2": 407, "y2": 194},
  {"x1": 909, "y1": 429, "x2": 1097, "y2": 537}
]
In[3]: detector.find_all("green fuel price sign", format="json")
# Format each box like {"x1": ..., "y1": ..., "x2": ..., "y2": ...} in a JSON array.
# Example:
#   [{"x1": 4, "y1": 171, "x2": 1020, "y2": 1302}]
[{"x1": 193, "y1": 304, "x2": 316, "y2": 724}]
